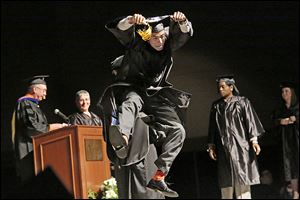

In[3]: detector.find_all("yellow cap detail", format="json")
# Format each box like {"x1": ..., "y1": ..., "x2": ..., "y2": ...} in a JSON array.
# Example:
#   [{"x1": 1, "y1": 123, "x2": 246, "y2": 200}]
[{"x1": 137, "y1": 24, "x2": 152, "y2": 41}]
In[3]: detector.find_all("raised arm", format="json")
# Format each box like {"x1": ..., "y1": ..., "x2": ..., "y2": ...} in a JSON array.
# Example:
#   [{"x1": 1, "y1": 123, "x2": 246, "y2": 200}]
[
  {"x1": 105, "y1": 14, "x2": 147, "y2": 47},
  {"x1": 169, "y1": 11, "x2": 193, "y2": 51}
]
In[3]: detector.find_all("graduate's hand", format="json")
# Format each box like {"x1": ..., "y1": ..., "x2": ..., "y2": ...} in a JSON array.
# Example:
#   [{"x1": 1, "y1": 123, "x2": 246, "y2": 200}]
[
  {"x1": 252, "y1": 143, "x2": 261, "y2": 155},
  {"x1": 280, "y1": 118, "x2": 290, "y2": 125},
  {"x1": 289, "y1": 115, "x2": 296, "y2": 123},
  {"x1": 128, "y1": 14, "x2": 147, "y2": 25},
  {"x1": 170, "y1": 11, "x2": 187, "y2": 23},
  {"x1": 207, "y1": 145, "x2": 217, "y2": 161}
]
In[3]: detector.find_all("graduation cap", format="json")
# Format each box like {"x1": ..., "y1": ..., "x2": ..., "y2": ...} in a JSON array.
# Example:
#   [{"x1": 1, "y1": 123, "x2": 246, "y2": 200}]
[
  {"x1": 146, "y1": 15, "x2": 170, "y2": 33},
  {"x1": 23, "y1": 75, "x2": 49, "y2": 86},
  {"x1": 280, "y1": 81, "x2": 296, "y2": 89},
  {"x1": 136, "y1": 15, "x2": 170, "y2": 41},
  {"x1": 216, "y1": 74, "x2": 235, "y2": 83}
]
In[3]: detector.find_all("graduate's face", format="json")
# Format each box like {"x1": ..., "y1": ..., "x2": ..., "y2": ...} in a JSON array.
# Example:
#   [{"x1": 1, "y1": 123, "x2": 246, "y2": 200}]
[
  {"x1": 218, "y1": 81, "x2": 233, "y2": 99},
  {"x1": 148, "y1": 30, "x2": 167, "y2": 51},
  {"x1": 76, "y1": 93, "x2": 90, "y2": 112},
  {"x1": 33, "y1": 84, "x2": 47, "y2": 101},
  {"x1": 281, "y1": 87, "x2": 292, "y2": 103}
]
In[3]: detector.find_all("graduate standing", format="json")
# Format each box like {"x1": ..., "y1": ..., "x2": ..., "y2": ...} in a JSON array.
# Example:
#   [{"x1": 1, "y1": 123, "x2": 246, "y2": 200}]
[{"x1": 207, "y1": 75, "x2": 265, "y2": 199}]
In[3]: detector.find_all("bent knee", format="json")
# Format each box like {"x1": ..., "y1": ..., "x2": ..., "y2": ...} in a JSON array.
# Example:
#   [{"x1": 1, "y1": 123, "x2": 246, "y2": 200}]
[
  {"x1": 172, "y1": 122, "x2": 186, "y2": 141},
  {"x1": 123, "y1": 98, "x2": 143, "y2": 112},
  {"x1": 126, "y1": 95, "x2": 143, "y2": 110}
]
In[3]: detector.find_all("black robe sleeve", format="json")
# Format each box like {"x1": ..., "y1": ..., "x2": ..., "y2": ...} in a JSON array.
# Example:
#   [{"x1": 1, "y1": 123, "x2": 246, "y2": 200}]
[{"x1": 16, "y1": 99, "x2": 48, "y2": 139}]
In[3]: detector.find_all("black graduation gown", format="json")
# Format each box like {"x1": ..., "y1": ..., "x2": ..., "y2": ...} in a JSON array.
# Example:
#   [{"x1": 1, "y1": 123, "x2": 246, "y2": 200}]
[
  {"x1": 12, "y1": 97, "x2": 49, "y2": 182},
  {"x1": 273, "y1": 103, "x2": 299, "y2": 181},
  {"x1": 207, "y1": 96, "x2": 265, "y2": 188},
  {"x1": 68, "y1": 111, "x2": 103, "y2": 126}
]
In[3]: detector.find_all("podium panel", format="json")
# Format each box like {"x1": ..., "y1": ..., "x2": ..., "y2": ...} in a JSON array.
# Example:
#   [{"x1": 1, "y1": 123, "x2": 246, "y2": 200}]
[{"x1": 32, "y1": 125, "x2": 111, "y2": 199}]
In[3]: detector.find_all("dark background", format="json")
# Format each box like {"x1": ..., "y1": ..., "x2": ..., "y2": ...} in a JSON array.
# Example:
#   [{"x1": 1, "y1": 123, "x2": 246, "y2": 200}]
[{"x1": 1, "y1": 1, "x2": 299, "y2": 198}]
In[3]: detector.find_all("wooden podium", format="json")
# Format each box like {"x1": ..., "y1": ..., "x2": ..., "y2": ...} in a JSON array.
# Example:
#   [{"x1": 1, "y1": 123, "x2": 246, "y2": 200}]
[{"x1": 32, "y1": 125, "x2": 111, "y2": 199}]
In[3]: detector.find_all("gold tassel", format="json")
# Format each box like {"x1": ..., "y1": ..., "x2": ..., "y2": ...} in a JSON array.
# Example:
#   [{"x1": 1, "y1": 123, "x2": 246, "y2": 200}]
[{"x1": 137, "y1": 24, "x2": 152, "y2": 41}]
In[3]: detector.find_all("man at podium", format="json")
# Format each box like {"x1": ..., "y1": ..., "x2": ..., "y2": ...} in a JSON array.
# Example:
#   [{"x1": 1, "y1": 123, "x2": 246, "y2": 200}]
[{"x1": 11, "y1": 75, "x2": 69, "y2": 185}]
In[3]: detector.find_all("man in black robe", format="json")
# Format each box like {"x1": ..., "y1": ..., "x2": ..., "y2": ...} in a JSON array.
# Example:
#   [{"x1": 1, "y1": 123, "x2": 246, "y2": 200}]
[
  {"x1": 101, "y1": 11, "x2": 193, "y2": 198},
  {"x1": 68, "y1": 90, "x2": 102, "y2": 126},
  {"x1": 272, "y1": 82, "x2": 299, "y2": 199},
  {"x1": 207, "y1": 75, "x2": 265, "y2": 199},
  {"x1": 11, "y1": 75, "x2": 68, "y2": 184}
]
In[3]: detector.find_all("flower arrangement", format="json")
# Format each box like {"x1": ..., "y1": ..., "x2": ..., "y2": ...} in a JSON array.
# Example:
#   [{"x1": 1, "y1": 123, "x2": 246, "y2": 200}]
[
  {"x1": 100, "y1": 177, "x2": 118, "y2": 199},
  {"x1": 88, "y1": 177, "x2": 118, "y2": 199}
]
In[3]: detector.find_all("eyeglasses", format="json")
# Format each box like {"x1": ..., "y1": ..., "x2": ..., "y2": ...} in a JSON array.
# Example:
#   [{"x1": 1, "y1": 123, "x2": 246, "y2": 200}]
[{"x1": 35, "y1": 86, "x2": 47, "y2": 92}]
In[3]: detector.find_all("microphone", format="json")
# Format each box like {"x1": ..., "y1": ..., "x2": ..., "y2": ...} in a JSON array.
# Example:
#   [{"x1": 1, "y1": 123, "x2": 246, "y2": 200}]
[{"x1": 54, "y1": 109, "x2": 69, "y2": 123}]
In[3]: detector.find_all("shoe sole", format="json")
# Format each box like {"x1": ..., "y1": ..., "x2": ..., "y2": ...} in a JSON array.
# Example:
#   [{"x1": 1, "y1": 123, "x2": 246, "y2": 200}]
[
  {"x1": 109, "y1": 125, "x2": 128, "y2": 159},
  {"x1": 146, "y1": 186, "x2": 179, "y2": 198}
]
